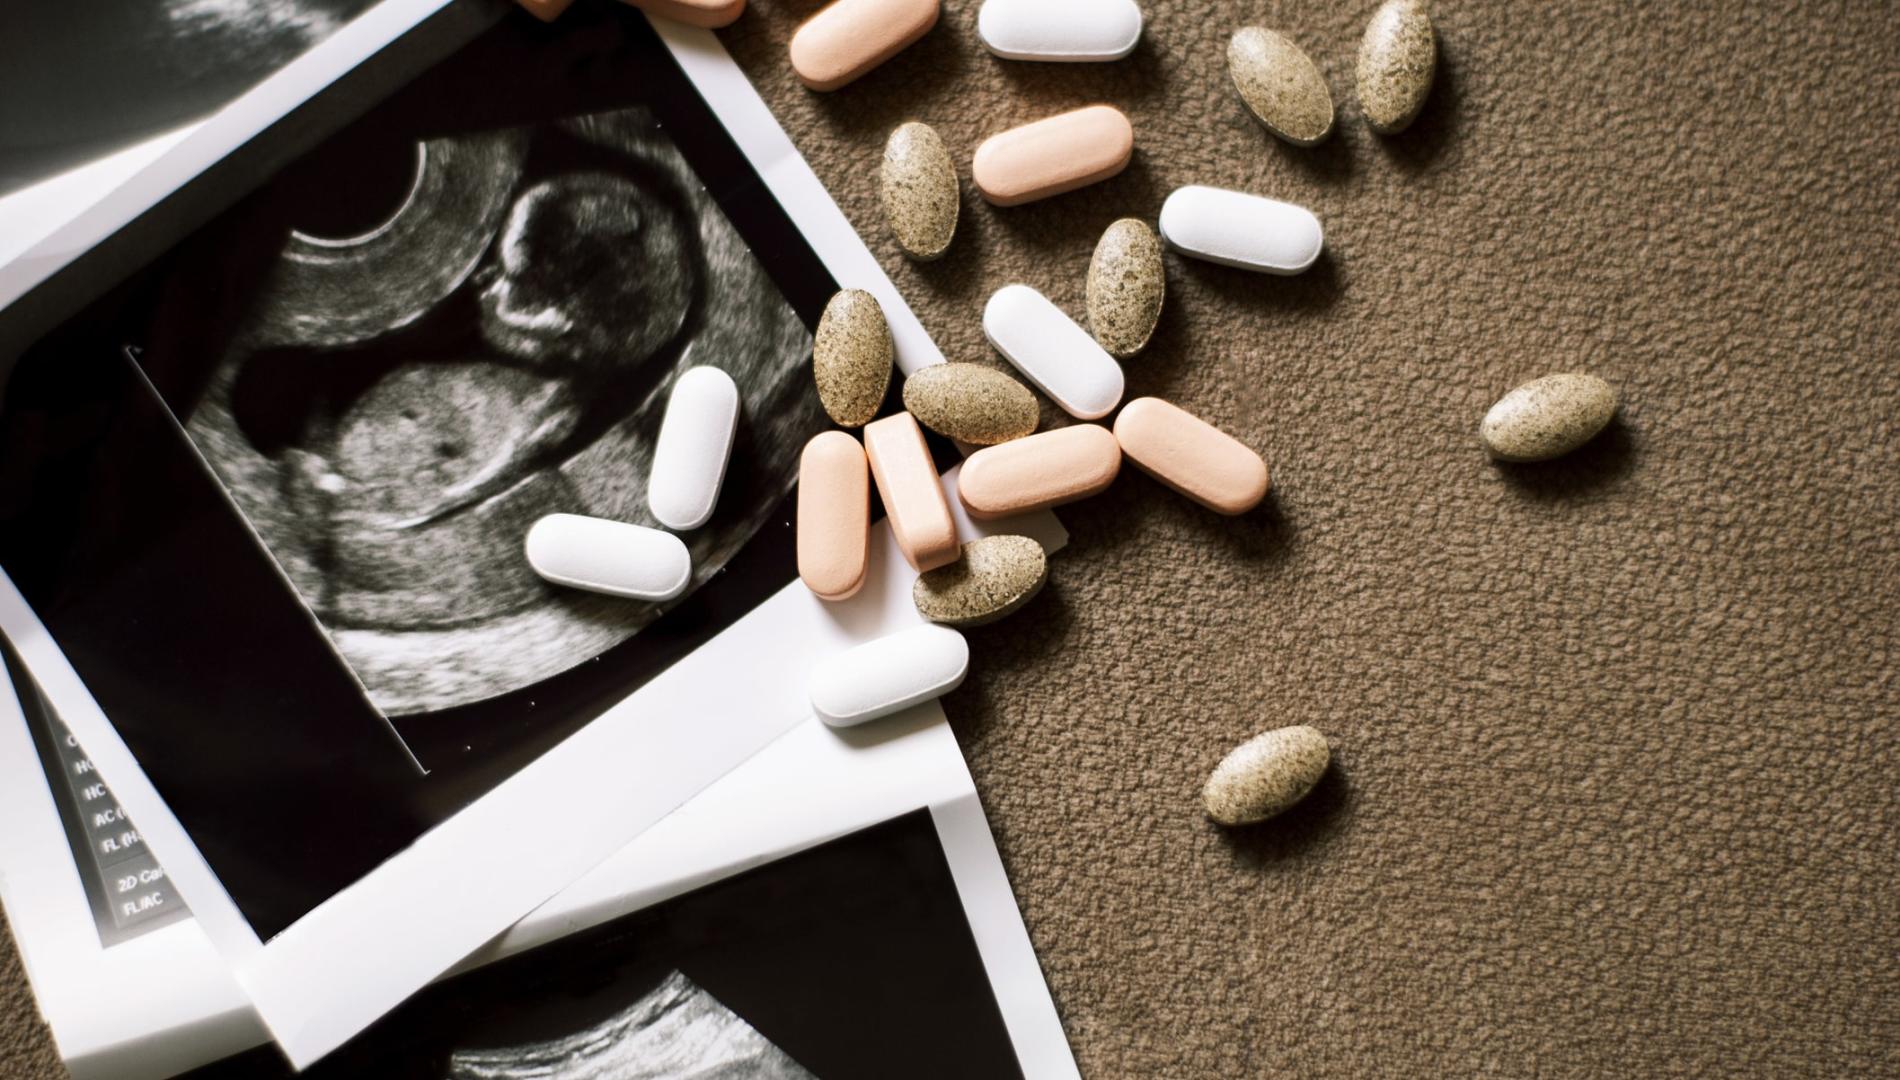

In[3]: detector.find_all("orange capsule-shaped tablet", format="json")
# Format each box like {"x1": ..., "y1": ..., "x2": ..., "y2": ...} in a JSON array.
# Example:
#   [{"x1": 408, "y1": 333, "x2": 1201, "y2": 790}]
[
  {"x1": 798, "y1": 431, "x2": 871, "y2": 601},
  {"x1": 971, "y1": 105, "x2": 1133, "y2": 207},
  {"x1": 624, "y1": 0, "x2": 747, "y2": 28},
  {"x1": 958, "y1": 425, "x2": 1121, "y2": 520},
  {"x1": 790, "y1": 0, "x2": 941, "y2": 92},
  {"x1": 863, "y1": 412, "x2": 960, "y2": 571},
  {"x1": 1112, "y1": 397, "x2": 1269, "y2": 515}
]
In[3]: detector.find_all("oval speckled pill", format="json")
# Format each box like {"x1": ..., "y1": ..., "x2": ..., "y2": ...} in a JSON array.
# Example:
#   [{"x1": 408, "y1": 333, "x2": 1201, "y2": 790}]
[
  {"x1": 1086, "y1": 217, "x2": 1165, "y2": 359},
  {"x1": 1113, "y1": 397, "x2": 1268, "y2": 515},
  {"x1": 880, "y1": 122, "x2": 959, "y2": 261},
  {"x1": 1158, "y1": 185, "x2": 1323, "y2": 275},
  {"x1": 1228, "y1": 26, "x2": 1335, "y2": 147},
  {"x1": 810, "y1": 623, "x2": 969, "y2": 727},
  {"x1": 1356, "y1": 0, "x2": 1436, "y2": 135},
  {"x1": 971, "y1": 105, "x2": 1133, "y2": 207},
  {"x1": 982, "y1": 284, "x2": 1124, "y2": 420},
  {"x1": 790, "y1": 0, "x2": 941, "y2": 92},
  {"x1": 525, "y1": 514, "x2": 692, "y2": 602},
  {"x1": 912, "y1": 535, "x2": 1048, "y2": 627},
  {"x1": 813, "y1": 289, "x2": 895, "y2": 428},
  {"x1": 957, "y1": 424, "x2": 1121, "y2": 520},
  {"x1": 901, "y1": 363, "x2": 1039, "y2": 446},
  {"x1": 1478, "y1": 373, "x2": 1618, "y2": 462},
  {"x1": 1203, "y1": 725, "x2": 1330, "y2": 826},
  {"x1": 976, "y1": 0, "x2": 1142, "y2": 62}
]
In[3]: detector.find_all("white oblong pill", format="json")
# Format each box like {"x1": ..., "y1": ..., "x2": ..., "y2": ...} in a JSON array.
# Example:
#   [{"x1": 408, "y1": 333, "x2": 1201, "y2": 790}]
[
  {"x1": 1157, "y1": 185, "x2": 1324, "y2": 275},
  {"x1": 524, "y1": 514, "x2": 692, "y2": 601},
  {"x1": 810, "y1": 624, "x2": 969, "y2": 728},
  {"x1": 977, "y1": 0, "x2": 1142, "y2": 62},
  {"x1": 981, "y1": 284, "x2": 1125, "y2": 420},
  {"x1": 647, "y1": 366, "x2": 739, "y2": 531}
]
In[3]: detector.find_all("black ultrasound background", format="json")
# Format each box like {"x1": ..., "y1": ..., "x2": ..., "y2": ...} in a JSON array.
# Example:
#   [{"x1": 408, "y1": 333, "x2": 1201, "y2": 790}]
[
  {"x1": 0, "y1": 5, "x2": 883, "y2": 940},
  {"x1": 182, "y1": 812, "x2": 1025, "y2": 1079}
]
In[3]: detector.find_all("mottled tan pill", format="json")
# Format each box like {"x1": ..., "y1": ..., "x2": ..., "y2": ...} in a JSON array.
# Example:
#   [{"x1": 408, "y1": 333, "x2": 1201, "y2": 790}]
[
  {"x1": 790, "y1": 0, "x2": 940, "y2": 92},
  {"x1": 813, "y1": 289, "x2": 894, "y2": 427},
  {"x1": 798, "y1": 431, "x2": 870, "y2": 601},
  {"x1": 1356, "y1": 0, "x2": 1436, "y2": 134},
  {"x1": 902, "y1": 364, "x2": 1038, "y2": 446},
  {"x1": 1086, "y1": 218, "x2": 1165, "y2": 359},
  {"x1": 913, "y1": 535, "x2": 1048, "y2": 627},
  {"x1": 958, "y1": 424, "x2": 1121, "y2": 520},
  {"x1": 1203, "y1": 725, "x2": 1330, "y2": 826},
  {"x1": 880, "y1": 122, "x2": 959, "y2": 261},
  {"x1": 864, "y1": 412, "x2": 959, "y2": 571},
  {"x1": 1113, "y1": 397, "x2": 1268, "y2": 515},
  {"x1": 1228, "y1": 27, "x2": 1335, "y2": 146},
  {"x1": 623, "y1": 0, "x2": 746, "y2": 28},
  {"x1": 971, "y1": 105, "x2": 1133, "y2": 207},
  {"x1": 1479, "y1": 373, "x2": 1619, "y2": 462}
]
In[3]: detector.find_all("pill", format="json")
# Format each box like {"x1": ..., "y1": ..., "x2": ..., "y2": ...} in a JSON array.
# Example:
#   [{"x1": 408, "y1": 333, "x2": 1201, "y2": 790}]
[
  {"x1": 517, "y1": 0, "x2": 575, "y2": 21},
  {"x1": 1203, "y1": 725, "x2": 1330, "y2": 826},
  {"x1": 981, "y1": 284, "x2": 1125, "y2": 420},
  {"x1": 912, "y1": 535, "x2": 1047, "y2": 627},
  {"x1": 624, "y1": 0, "x2": 747, "y2": 28},
  {"x1": 1085, "y1": 218, "x2": 1165, "y2": 359},
  {"x1": 810, "y1": 624, "x2": 969, "y2": 727},
  {"x1": 971, "y1": 105, "x2": 1133, "y2": 207},
  {"x1": 975, "y1": 0, "x2": 1142, "y2": 62},
  {"x1": 647, "y1": 366, "x2": 739, "y2": 531},
  {"x1": 1158, "y1": 186, "x2": 1323, "y2": 275},
  {"x1": 1357, "y1": 0, "x2": 1436, "y2": 135},
  {"x1": 524, "y1": 514, "x2": 692, "y2": 602},
  {"x1": 813, "y1": 289, "x2": 894, "y2": 428},
  {"x1": 1113, "y1": 397, "x2": 1269, "y2": 515},
  {"x1": 880, "y1": 122, "x2": 959, "y2": 261},
  {"x1": 798, "y1": 431, "x2": 871, "y2": 601},
  {"x1": 789, "y1": 0, "x2": 940, "y2": 92},
  {"x1": 901, "y1": 363, "x2": 1039, "y2": 446},
  {"x1": 957, "y1": 424, "x2": 1121, "y2": 520},
  {"x1": 1479, "y1": 373, "x2": 1619, "y2": 462},
  {"x1": 1228, "y1": 27, "x2": 1335, "y2": 147},
  {"x1": 863, "y1": 412, "x2": 960, "y2": 571}
]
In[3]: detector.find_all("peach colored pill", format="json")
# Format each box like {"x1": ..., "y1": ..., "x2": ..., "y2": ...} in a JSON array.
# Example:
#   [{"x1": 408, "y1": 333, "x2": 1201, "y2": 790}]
[
  {"x1": 971, "y1": 105, "x2": 1133, "y2": 207},
  {"x1": 798, "y1": 431, "x2": 871, "y2": 601},
  {"x1": 790, "y1": 0, "x2": 941, "y2": 92},
  {"x1": 1112, "y1": 397, "x2": 1269, "y2": 515},
  {"x1": 624, "y1": 0, "x2": 747, "y2": 28},
  {"x1": 863, "y1": 412, "x2": 960, "y2": 571},
  {"x1": 958, "y1": 424, "x2": 1121, "y2": 520}
]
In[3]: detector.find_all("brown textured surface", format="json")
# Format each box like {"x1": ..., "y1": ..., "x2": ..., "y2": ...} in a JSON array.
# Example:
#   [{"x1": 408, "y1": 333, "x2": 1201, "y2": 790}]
[{"x1": 4, "y1": 1, "x2": 1897, "y2": 1076}]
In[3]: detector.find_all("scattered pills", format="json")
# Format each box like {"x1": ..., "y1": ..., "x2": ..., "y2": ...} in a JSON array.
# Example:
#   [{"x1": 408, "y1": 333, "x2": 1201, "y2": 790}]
[
  {"x1": 880, "y1": 122, "x2": 960, "y2": 261},
  {"x1": 902, "y1": 363, "x2": 1039, "y2": 446},
  {"x1": 798, "y1": 431, "x2": 871, "y2": 601},
  {"x1": 958, "y1": 424, "x2": 1121, "y2": 520},
  {"x1": 975, "y1": 0, "x2": 1142, "y2": 62},
  {"x1": 813, "y1": 289, "x2": 895, "y2": 428},
  {"x1": 1479, "y1": 373, "x2": 1619, "y2": 462},
  {"x1": 624, "y1": 0, "x2": 747, "y2": 28},
  {"x1": 1113, "y1": 397, "x2": 1269, "y2": 515},
  {"x1": 913, "y1": 535, "x2": 1048, "y2": 627},
  {"x1": 971, "y1": 105, "x2": 1134, "y2": 207},
  {"x1": 1158, "y1": 186, "x2": 1323, "y2": 275},
  {"x1": 1203, "y1": 725, "x2": 1330, "y2": 826},
  {"x1": 863, "y1": 411, "x2": 960, "y2": 571},
  {"x1": 524, "y1": 514, "x2": 692, "y2": 602},
  {"x1": 810, "y1": 623, "x2": 970, "y2": 727},
  {"x1": 982, "y1": 284, "x2": 1125, "y2": 420},
  {"x1": 647, "y1": 366, "x2": 739, "y2": 531},
  {"x1": 790, "y1": 0, "x2": 940, "y2": 92},
  {"x1": 1356, "y1": 0, "x2": 1436, "y2": 135},
  {"x1": 1228, "y1": 27, "x2": 1335, "y2": 147},
  {"x1": 1086, "y1": 218, "x2": 1165, "y2": 359}
]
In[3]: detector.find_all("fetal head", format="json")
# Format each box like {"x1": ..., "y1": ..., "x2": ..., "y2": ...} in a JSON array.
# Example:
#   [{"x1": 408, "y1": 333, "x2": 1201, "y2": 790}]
[{"x1": 478, "y1": 173, "x2": 695, "y2": 368}]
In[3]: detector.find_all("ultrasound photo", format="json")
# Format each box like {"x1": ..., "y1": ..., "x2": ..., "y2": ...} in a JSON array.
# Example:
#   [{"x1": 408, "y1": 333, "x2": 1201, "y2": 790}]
[{"x1": 156, "y1": 106, "x2": 821, "y2": 715}]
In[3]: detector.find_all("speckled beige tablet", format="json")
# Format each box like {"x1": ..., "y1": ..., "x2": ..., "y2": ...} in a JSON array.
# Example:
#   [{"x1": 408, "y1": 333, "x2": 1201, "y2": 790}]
[
  {"x1": 1356, "y1": 0, "x2": 1436, "y2": 134},
  {"x1": 624, "y1": 0, "x2": 746, "y2": 29},
  {"x1": 912, "y1": 535, "x2": 1047, "y2": 627},
  {"x1": 798, "y1": 431, "x2": 871, "y2": 601},
  {"x1": 1112, "y1": 397, "x2": 1268, "y2": 515},
  {"x1": 880, "y1": 122, "x2": 959, "y2": 260},
  {"x1": 1479, "y1": 373, "x2": 1618, "y2": 462},
  {"x1": 1203, "y1": 725, "x2": 1330, "y2": 826},
  {"x1": 971, "y1": 105, "x2": 1133, "y2": 207},
  {"x1": 863, "y1": 412, "x2": 959, "y2": 571},
  {"x1": 957, "y1": 424, "x2": 1121, "y2": 520},
  {"x1": 790, "y1": 0, "x2": 940, "y2": 92}
]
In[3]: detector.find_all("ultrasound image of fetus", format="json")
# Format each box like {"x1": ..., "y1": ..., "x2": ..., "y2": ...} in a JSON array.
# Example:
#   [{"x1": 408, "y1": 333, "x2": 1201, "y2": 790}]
[{"x1": 172, "y1": 109, "x2": 824, "y2": 715}]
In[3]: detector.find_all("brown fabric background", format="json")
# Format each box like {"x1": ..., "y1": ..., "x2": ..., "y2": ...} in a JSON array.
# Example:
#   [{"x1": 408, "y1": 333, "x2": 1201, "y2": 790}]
[{"x1": 5, "y1": 0, "x2": 1897, "y2": 1076}]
